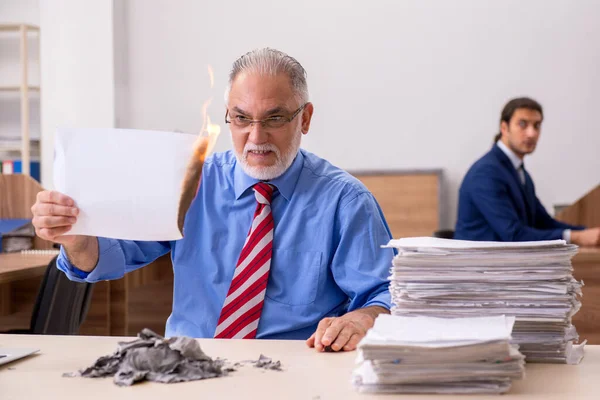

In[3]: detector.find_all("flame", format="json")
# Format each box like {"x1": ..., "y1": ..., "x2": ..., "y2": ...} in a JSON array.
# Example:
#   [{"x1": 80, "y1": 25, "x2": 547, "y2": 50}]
[
  {"x1": 196, "y1": 65, "x2": 221, "y2": 160},
  {"x1": 178, "y1": 64, "x2": 221, "y2": 233},
  {"x1": 207, "y1": 65, "x2": 215, "y2": 88}
]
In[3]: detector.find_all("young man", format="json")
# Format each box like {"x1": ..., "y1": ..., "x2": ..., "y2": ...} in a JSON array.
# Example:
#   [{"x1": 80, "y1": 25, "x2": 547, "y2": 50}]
[
  {"x1": 31, "y1": 48, "x2": 393, "y2": 351},
  {"x1": 455, "y1": 97, "x2": 600, "y2": 245}
]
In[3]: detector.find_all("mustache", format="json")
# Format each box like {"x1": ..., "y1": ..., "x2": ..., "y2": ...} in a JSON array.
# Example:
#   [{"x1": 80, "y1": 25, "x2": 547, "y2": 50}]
[{"x1": 243, "y1": 143, "x2": 280, "y2": 157}]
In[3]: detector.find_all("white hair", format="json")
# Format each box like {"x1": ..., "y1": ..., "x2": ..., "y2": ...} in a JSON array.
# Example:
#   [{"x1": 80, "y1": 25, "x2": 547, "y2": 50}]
[{"x1": 224, "y1": 48, "x2": 309, "y2": 104}]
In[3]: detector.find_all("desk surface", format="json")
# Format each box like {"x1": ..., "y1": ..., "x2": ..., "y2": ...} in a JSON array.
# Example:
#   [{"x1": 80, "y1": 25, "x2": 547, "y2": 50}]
[
  {"x1": 0, "y1": 253, "x2": 55, "y2": 284},
  {"x1": 0, "y1": 335, "x2": 598, "y2": 400}
]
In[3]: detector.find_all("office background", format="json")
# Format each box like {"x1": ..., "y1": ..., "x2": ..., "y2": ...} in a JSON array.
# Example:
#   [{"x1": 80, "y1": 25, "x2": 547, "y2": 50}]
[{"x1": 1, "y1": 0, "x2": 599, "y2": 230}]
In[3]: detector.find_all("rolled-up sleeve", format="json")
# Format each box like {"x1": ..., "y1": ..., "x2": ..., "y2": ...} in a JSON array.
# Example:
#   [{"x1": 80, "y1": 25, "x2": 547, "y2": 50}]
[
  {"x1": 57, "y1": 237, "x2": 171, "y2": 283},
  {"x1": 331, "y1": 192, "x2": 394, "y2": 312}
]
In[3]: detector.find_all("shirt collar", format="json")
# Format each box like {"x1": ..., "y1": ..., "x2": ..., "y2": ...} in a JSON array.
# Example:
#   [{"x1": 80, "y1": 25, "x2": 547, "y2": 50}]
[
  {"x1": 234, "y1": 150, "x2": 304, "y2": 201},
  {"x1": 496, "y1": 140, "x2": 523, "y2": 170}
]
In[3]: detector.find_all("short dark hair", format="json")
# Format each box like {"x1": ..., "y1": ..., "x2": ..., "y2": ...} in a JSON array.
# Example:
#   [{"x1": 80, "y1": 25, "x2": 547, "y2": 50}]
[{"x1": 494, "y1": 97, "x2": 543, "y2": 142}]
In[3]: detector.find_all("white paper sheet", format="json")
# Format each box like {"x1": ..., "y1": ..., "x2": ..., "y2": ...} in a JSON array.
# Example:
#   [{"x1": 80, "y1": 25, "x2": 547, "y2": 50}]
[
  {"x1": 384, "y1": 236, "x2": 566, "y2": 250},
  {"x1": 54, "y1": 128, "x2": 198, "y2": 241},
  {"x1": 366, "y1": 314, "x2": 515, "y2": 346}
]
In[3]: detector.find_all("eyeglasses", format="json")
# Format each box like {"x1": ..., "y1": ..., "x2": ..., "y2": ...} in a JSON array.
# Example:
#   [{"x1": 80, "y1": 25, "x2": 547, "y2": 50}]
[{"x1": 225, "y1": 103, "x2": 307, "y2": 130}]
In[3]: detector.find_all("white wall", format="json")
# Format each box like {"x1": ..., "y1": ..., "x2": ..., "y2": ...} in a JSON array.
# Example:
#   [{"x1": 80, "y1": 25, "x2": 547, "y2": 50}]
[
  {"x1": 0, "y1": 0, "x2": 39, "y2": 25},
  {"x1": 116, "y1": 0, "x2": 600, "y2": 230},
  {"x1": 39, "y1": 0, "x2": 115, "y2": 188}
]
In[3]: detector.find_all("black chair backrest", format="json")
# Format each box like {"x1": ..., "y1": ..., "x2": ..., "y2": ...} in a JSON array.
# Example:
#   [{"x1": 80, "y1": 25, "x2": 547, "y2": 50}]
[
  {"x1": 29, "y1": 256, "x2": 94, "y2": 334},
  {"x1": 433, "y1": 229, "x2": 455, "y2": 239}
]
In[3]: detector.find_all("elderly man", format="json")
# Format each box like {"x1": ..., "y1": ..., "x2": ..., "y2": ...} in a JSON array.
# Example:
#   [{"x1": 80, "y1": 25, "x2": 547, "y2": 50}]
[{"x1": 31, "y1": 48, "x2": 393, "y2": 352}]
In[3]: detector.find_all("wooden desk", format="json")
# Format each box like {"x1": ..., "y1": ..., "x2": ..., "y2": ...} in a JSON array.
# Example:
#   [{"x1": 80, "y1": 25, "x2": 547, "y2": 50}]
[
  {"x1": 0, "y1": 251, "x2": 172, "y2": 335},
  {"x1": 573, "y1": 247, "x2": 600, "y2": 264},
  {"x1": 0, "y1": 253, "x2": 55, "y2": 320},
  {"x1": 0, "y1": 252, "x2": 114, "y2": 334},
  {"x1": 555, "y1": 185, "x2": 600, "y2": 344},
  {"x1": 572, "y1": 247, "x2": 600, "y2": 344},
  {"x1": 0, "y1": 335, "x2": 598, "y2": 400},
  {"x1": 0, "y1": 174, "x2": 60, "y2": 328},
  {"x1": 0, "y1": 253, "x2": 55, "y2": 284}
]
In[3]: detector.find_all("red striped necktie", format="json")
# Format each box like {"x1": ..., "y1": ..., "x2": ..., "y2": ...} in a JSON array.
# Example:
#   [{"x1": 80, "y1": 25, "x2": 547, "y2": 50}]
[{"x1": 214, "y1": 182, "x2": 275, "y2": 339}]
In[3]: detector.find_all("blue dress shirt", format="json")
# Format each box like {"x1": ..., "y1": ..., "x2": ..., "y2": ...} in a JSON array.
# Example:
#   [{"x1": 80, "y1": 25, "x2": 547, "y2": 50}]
[{"x1": 57, "y1": 149, "x2": 394, "y2": 339}]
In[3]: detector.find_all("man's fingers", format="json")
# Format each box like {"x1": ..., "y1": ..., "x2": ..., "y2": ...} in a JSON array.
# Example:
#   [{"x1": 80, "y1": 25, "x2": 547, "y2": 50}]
[
  {"x1": 33, "y1": 215, "x2": 77, "y2": 229},
  {"x1": 330, "y1": 325, "x2": 355, "y2": 351},
  {"x1": 343, "y1": 333, "x2": 363, "y2": 351},
  {"x1": 312, "y1": 310, "x2": 380, "y2": 353},
  {"x1": 38, "y1": 226, "x2": 72, "y2": 240},
  {"x1": 314, "y1": 318, "x2": 333, "y2": 352},
  {"x1": 321, "y1": 319, "x2": 344, "y2": 347},
  {"x1": 37, "y1": 190, "x2": 74, "y2": 206},
  {"x1": 33, "y1": 203, "x2": 79, "y2": 217},
  {"x1": 306, "y1": 333, "x2": 316, "y2": 348}
]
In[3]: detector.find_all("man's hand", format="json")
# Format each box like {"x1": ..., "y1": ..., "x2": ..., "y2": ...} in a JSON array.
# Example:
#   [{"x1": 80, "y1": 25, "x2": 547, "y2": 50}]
[
  {"x1": 31, "y1": 190, "x2": 80, "y2": 246},
  {"x1": 571, "y1": 228, "x2": 600, "y2": 247},
  {"x1": 31, "y1": 190, "x2": 99, "y2": 271},
  {"x1": 306, "y1": 306, "x2": 389, "y2": 352}
]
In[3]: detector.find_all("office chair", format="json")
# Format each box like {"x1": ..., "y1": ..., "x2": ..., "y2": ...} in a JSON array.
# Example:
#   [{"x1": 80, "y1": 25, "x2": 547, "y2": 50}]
[
  {"x1": 6, "y1": 256, "x2": 94, "y2": 335},
  {"x1": 433, "y1": 229, "x2": 455, "y2": 239}
]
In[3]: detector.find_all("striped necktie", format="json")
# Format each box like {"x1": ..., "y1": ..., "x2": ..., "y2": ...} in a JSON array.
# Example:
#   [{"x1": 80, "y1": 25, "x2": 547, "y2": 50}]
[{"x1": 214, "y1": 182, "x2": 275, "y2": 339}]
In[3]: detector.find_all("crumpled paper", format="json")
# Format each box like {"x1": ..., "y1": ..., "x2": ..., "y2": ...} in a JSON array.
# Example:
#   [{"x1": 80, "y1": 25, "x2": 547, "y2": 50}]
[
  {"x1": 254, "y1": 354, "x2": 283, "y2": 371},
  {"x1": 64, "y1": 329, "x2": 231, "y2": 386}
]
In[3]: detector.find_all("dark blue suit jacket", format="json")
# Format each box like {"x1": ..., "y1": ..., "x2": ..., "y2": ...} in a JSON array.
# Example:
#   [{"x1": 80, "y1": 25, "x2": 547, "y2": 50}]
[{"x1": 455, "y1": 144, "x2": 585, "y2": 241}]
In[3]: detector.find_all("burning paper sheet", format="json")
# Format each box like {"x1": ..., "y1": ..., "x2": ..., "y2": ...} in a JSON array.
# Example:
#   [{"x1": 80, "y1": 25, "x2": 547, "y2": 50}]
[
  {"x1": 177, "y1": 98, "x2": 220, "y2": 234},
  {"x1": 54, "y1": 127, "x2": 215, "y2": 241},
  {"x1": 54, "y1": 66, "x2": 220, "y2": 241}
]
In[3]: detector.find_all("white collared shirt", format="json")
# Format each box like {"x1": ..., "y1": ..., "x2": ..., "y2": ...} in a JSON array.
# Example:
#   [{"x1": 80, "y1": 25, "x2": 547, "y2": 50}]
[{"x1": 496, "y1": 140, "x2": 525, "y2": 185}]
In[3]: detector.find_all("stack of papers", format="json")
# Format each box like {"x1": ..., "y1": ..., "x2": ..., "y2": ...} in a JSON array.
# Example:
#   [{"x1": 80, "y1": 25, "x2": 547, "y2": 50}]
[
  {"x1": 384, "y1": 237, "x2": 586, "y2": 364},
  {"x1": 353, "y1": 315, "x2": 524, "y2": 394}
]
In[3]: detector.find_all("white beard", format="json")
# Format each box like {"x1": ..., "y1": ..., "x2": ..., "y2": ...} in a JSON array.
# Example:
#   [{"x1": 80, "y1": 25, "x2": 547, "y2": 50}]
[{"x1": 234, "y1": 130, "x2": 302, "y2": 181}]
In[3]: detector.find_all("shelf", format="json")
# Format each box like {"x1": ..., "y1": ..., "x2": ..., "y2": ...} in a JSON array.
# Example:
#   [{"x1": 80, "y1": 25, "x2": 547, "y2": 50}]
[
  {"x1": 0, "y1": 144, "x2": 21, "y2": 151},
  {"x1": 0, "y1": 138, "x2": 40, "y2": 152},
  {"x1": 0, "y1": 24, "x2": 39, "y2": 32},
  {"x1": 0, "y1": 23, "x2": 41, "y2": 177},
  {"x1": 0, "y1": 86, "x2": 40, "y2": 92},
  {"x1": 0, "y1": 149, "x2": 41, "y2": 161},
  {"x1": 0, "y1": 156, "x2": 41, "y2": 162}
]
